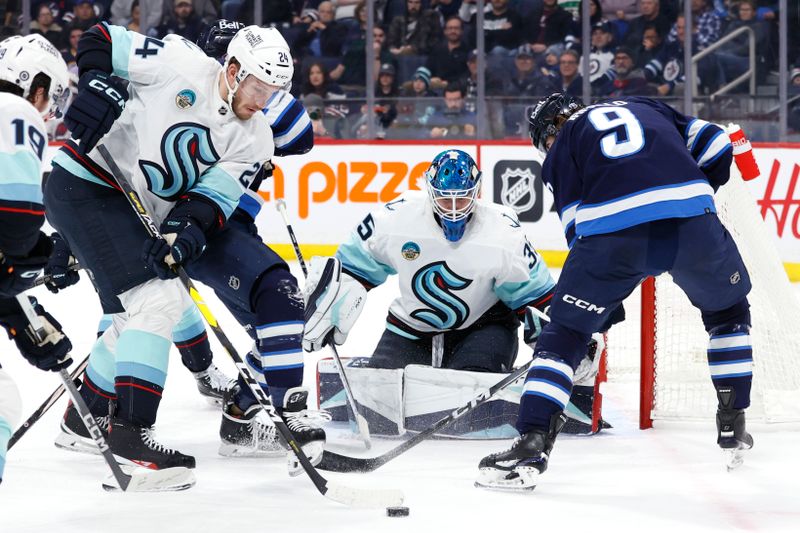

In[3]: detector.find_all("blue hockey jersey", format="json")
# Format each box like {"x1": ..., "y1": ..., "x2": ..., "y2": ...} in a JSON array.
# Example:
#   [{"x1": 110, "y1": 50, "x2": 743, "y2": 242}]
[{"x1": 544, "y1": 97, "x2": 733, "y2": 246}]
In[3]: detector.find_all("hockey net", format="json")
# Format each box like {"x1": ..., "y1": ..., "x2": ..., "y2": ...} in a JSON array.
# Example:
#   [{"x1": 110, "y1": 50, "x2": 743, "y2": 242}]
[{"x1": 604, "y1": 163, "x2": 800, "y2": 428}]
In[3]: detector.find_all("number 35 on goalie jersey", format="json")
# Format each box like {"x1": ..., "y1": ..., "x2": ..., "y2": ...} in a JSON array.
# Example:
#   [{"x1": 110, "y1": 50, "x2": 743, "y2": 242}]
[
  {"x1": 544, "y1": 96, "x2": 733, "y2": 247},
  {"x1": 335, "y1": 191, "x2": 556, "y2": 334}
]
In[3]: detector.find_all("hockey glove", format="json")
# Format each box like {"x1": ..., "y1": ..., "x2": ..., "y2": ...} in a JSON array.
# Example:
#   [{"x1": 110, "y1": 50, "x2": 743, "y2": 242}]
[
  {"x1": 0, "y1": 297, "x2": 73, "y2": 372},
  {"x1": 573, "y1": 334, "x2": 605, "y2": 385},
  {"x1": 43, "y1": 233, "x2": 80, "y2": 293},
  {"x1": 303, "y1": 256, "x2": 367, "y2": 352},
  {"x1": 0, "y1": 232, "x2": 53, "y2": 299},
  {"x1": 65, "y1": 70, "x2": 129, "y2": 154},
  {"x1": 523, "y1": 305, "x2": 550, "y2": 348}
]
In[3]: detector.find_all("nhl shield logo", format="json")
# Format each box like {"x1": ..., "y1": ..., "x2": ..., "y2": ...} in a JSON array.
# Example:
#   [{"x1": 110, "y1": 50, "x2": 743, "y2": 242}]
[
  {"x1": 176, "y1": 89, "x2": 196, "y2": 109},
  {"x1": 402, "y1": 241, "x2": 420, "y2": 260},
  {"x1": 229, "y1": 275, "x2": 240, "y2": 290},
  {"x1": 500, "y1": 167, "x2": 537, "y2": 214}
]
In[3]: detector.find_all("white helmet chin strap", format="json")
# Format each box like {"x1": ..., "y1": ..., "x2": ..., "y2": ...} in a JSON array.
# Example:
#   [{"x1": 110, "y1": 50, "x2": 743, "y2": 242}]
[{"x1": 221, "y1": 60, "x2": 244, "y2": 112}]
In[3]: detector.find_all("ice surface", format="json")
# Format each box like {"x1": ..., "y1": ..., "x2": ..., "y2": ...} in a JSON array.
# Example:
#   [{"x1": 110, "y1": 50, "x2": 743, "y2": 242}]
[{"x1": 1, "y1": 266, "x2": 799, "y2": 532}]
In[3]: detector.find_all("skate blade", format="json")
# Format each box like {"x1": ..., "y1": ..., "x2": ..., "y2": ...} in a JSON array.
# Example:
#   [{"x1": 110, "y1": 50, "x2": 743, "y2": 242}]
[
  {"x1": 474, "y1": 467, "x2": 539, "y2": 492},
  {"x1": 725, "y1": 449, "x2": 747, "y2": 471},
  {"x1": 218, "y1": 442, "x2": 286, "y2": 458},
  {"x1": 288, "y1": 442, "x2": 324, "y2": 477},
  {"x1": 54, "y1": 431, "x2": 102, "y2": 456},
  {"x1": 202, "y1": 395, "x2": 224, "y2": 407},
  {"x1": 102, "y1": 466, "x2": 196, "y2": 492}
]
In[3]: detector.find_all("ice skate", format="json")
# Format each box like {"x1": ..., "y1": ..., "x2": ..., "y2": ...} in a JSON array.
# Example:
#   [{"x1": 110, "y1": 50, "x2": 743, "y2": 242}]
[
  {"x1": 192, "y1": 364, "x2": 236, "y2": 406},
  {"x1": 282, "y1": 387, "x2": 328, "y2": 475},
  {"x1": 475, "y1": 413, "x2": 566, "y2": 492},
  {"x1": 219, "y1": 394, "x2": 285, "y2": 458},
  {"x1": 107, "y1": 417, "x2": 196, "y2": 470},
  {"x1": 54, "y1": 402, "x2": 109, "y2": 455},
  {"x1": 716, "y1": 387, "x2": 753, "y2": 471}
]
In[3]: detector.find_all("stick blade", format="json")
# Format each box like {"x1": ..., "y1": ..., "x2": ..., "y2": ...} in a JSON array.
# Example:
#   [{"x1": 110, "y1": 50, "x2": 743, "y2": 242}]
[
  {"x1": 324, "y1": 480, "x2": 404, "y2": 508},
  {"x1": 317, "y1": 450, "x2": 379, "y2": 473},
  {"x1": 102, "y1": 466, "x2": 196, "y2": 492}
]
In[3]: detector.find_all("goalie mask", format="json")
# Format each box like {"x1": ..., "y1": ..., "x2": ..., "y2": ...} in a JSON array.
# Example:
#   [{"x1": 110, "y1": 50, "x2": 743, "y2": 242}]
[
  {"x1": 425, "y1": 150, "x2": 482, "y2": 243},
  {"x1": 0, "y1": 34, "x2": 70, "y2": 119},
  {"x1": 528, "y1": 92, "x2": 584, "y2": 158}
]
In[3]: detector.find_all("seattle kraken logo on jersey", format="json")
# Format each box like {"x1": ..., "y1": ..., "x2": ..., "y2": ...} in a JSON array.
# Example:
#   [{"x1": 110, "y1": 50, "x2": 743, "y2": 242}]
[
  {"x1": 139, "y1": 123, "x2": 220, "y2": 201},
  {"x1": 410, "y1": 262, "x2": 472, "y2": 330}
]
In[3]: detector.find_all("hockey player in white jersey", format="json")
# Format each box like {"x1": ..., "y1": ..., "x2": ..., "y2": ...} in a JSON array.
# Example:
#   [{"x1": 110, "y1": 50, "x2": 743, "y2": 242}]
[
  {"x1": 43, "y1": 22, "x2": 279, "y2": 478},
  {"x1": 0, "y1": 34, "x2": 73, "y2": 484},
  {"x1": 304, "y1": 150, "x2": 559, "y2": 388}
]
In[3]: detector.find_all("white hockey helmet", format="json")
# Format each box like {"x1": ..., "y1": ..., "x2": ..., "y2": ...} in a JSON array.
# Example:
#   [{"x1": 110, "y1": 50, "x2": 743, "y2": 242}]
[
  {"x1": 225, "y1": 26, "x2": 293, "y2": 89},
  {"x1": 0, "y1": 34, "x2": 70, "y2": 118}
]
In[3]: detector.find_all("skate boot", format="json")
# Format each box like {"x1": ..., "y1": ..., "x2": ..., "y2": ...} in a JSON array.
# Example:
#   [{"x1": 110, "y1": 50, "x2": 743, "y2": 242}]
[
  {"x1": 475, "y1": 412, "x2": 567, "y2": 491},
  {"x1": 219, "y1": 390, "x2": 285, "y2": 458},
  {"x1": 192, "y1": 364, "x2": 236, "y2": 406},
  {"x1": 282, "y1": 387, "x2": 327, "y2": 475},
  {"x1": 107, "y1": 417, "x2": 196, "y2": 470},
  {"x1": 54, "y1": 401, "x2": 110, "y2": 455},
  {"x1": 716, "y1": 386, "x2": 753, "y2": 471}
]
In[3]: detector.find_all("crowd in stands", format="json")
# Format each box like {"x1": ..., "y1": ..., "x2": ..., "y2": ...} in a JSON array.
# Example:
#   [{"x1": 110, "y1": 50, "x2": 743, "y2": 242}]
[{"x1": 1, "y1": 0, "x2": 798, "y2": 138}]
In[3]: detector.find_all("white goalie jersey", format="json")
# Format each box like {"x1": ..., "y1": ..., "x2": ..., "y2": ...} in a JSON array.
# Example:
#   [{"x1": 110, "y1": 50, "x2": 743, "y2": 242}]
[
  {"x1": 336, "y1": 190, "x2": 556, "y2": 336},
  {"x1": 52, "y1": 25, "x2": 273, "y2": 224}
]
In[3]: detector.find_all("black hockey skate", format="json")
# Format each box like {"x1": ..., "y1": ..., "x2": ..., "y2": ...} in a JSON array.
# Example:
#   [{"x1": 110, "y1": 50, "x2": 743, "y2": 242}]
[
  {"x1": 54, "y1": 402, "x2": 109, "y2": 455},
  {"x1": 475, "y1": 412, "x2": 567, "y2": 492},
  {"x1": 219, "y1": 386, "x2": 327, "y2": 472},
  {"x1": 192, "y1": 364, "x2": 236, "y2": 406},
  {"x1": 108, "y1": 417, "x2": 196, "y2": 470},
  {"x1": 716, "y1": 387, "x2": 753, "y2": 471}
]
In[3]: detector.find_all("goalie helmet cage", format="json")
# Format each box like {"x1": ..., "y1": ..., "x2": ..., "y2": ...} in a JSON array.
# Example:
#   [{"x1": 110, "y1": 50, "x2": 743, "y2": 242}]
[{"x1": 605, "y1": 164, "x2": 800, "y2": 429}]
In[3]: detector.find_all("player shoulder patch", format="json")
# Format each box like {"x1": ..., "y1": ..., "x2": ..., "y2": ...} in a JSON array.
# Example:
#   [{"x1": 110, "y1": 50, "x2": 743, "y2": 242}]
[
  {"x1": 176, "y1": 89, "x2": 196, "y2": 109},
  {"x1": 401, "y1": 241, "x2": 420, "y2": 261}
]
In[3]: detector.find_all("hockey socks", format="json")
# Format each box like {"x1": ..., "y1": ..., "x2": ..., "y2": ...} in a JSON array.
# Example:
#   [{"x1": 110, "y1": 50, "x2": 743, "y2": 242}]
[
  {"x1": 516, "y1": 355, "x2": 574, "y2": 434},
  {"x1": 707, "y1": 324, "x2": 752, "y2": 410}
]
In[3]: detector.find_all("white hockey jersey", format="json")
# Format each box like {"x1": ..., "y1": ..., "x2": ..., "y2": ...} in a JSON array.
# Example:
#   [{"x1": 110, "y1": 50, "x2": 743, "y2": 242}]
[
  {"x1": 336, "y1": 191, "x2": 556, "y2": 336},
  {"x1": 52, "y1": 26, "x2": 273, "y2": 224},
  {"x1": 0, "y1": 92, "x2": 47, "y2": 209}
]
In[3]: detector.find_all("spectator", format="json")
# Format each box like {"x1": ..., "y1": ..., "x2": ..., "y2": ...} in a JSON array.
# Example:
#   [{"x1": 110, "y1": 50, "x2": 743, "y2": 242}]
[
  {"x1": 64, "y1": 0, "x2": 99, "y2": 34},
  {"x1": 668, "y1": 0, "x2": 721, "y2": 51},
  {"x1": 565, "y1": 0, "x2": 604, "y2": 51},
  {"x1": 426, "y1": 16, "x2": 470, "y2": 90},
  {"x1": 156, "y1": 0, "x2": 203, "y2": 42},
  {"x1": 539, "y1": 43, "x2": 563, "y2": 77},
  {"x1": 330, "y1": 24, "x2": 394, "y2": 90},
  {"x1": 127, "y1": 1, "x2": 140, "y2": 32},
  {"x1": 601, "y1": 0, "x2": 641, "y2": 21},
  {"x1": 713, "y1": 0, "x2": 771, "y2": 88},
  {"x1": 30, "y1": 3, "x2": 64, "y2": 48},
  {"x1": 594, "y1": 45, "x2": 652, "y2": 96},
  {"x1": 239, "y1": 0, "x2": 294, "y2": 27},
  {"x1": 112, "y1": 0, "x2": 162, "y2": 34},
  {"x1": 395, "y1": 66, "x2": 437, "y2": 134},
  {"x1": 636, "y1": 21, "x2": 666, "y2": 70},
  {"x1": 60, "y1": 25, "x2": 83, "y2": 66},
  {"x1": 301, "y1": 61, "x2": 346, "y2": 99},
  {"x1": 289, "y1": 2, "x2": 348, "y2": 58},
  {"x1": 301, "y1": 93, "x2": 331, "y2": 137},
  {"x1": 353, "y1": 63, "x2": 399, "y2": 138},
  {"x1": 623, "y1": 0, "x2": 671, "y2": 49},
  {"x1": 643, "y1": 14, "x2": 686, "y2": 95},
  {"x1": 428, "y1": 82, "x2": 476, "y2": 138},
  {"x1": 530, "y1": 0, "x2": 573, "y2": 54},
  {"x1": 433, "y1": 0, "x2": 463, "y2": 20},
  {"x1": 458, "y1": 49, "x2": 502, "y2": 112},
  {"x1": 502, "y1": 44, "x2": 548, "y2": 96},
  {"x1": 543, "y1": 48, "x2": 583, "y2": 96},
  {"x1": 387, "y1": 0, "x2": 442, "y2": 56},
  {"x1": 467, "y1": 0, "x2": 524, "y2": 54},
  {"x1": 588, "y1": 20, "x2": 615, "y2": 82},
  {"x1": 168, "y1": 0, "x2": 219, "y2": 23}
]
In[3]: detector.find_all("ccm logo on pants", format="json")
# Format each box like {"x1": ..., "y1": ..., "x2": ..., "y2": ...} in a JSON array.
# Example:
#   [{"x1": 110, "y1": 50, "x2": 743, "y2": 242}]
[{"x1": 563, "y1": 294, "x2": 606, "y2": 314}]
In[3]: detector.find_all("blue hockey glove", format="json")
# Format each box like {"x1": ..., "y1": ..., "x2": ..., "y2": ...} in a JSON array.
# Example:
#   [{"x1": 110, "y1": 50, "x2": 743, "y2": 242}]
[
  {"x1": 43, "y1": 233, "x2": 80, "y2": 294},
  {"x1": 65, "y1": 70, "x2": 128, "y2": 154},
  {"x1": 0, "y1": 297, "x2": 73, "y2": 372},
  {"x1": 0, "y1": 232, "x2": 53, "y2": 299}
]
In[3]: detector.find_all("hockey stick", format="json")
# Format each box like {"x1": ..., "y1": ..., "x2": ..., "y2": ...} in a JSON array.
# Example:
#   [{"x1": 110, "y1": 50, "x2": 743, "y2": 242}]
[
  {"x1": 97, "y1": 145, "x2": 402, "y2": 507},
  {"x1": 14, "y1": 294, "x2": 131, "y2": 491},
  {"x1": 31, "y1": 263, "x2": 82, "y2": 289},
  {"x1": 275, "y1": 199, "x2": 372, "y2": 450},
  {"x1": 7, "y1": 353, "x2": 89, "y2": 450},
  {"x1": 317, "y1": 307, "x2": 551, "y2": 473}
]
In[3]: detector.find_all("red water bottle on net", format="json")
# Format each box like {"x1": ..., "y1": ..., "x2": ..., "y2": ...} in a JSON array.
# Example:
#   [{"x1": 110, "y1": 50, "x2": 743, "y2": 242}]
[{"x1": 727, "y1": 123, "x2": 760, "y2": 181}]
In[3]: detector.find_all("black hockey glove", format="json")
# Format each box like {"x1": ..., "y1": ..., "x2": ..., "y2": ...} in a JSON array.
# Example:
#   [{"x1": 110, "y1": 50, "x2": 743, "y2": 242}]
[
  {"x1": 0, "y1": 232, "x2": 54, "y2": 299},
  {"x1": 65, "y1": 70, "x2": 129, "y2": 154},
  {"x1": 141, "y1": 195, "x2": 218, "y2": 279},
  {"x1": 43, "y1": 233, "x2": 80, "y2": 294},
  {"x1": 0, "y1": 296, "x2": 73, "y2": 372}
]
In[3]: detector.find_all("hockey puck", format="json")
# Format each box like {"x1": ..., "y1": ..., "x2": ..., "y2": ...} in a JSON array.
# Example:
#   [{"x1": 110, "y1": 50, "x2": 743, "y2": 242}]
[{"x1": 386, "y1": 506, "x2": 410, "y2": 517}]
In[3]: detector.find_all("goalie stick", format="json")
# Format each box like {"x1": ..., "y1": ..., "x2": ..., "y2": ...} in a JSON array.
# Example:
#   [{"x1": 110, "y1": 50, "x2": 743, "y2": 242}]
[
  {"x1": 14, "y1": 295, "x2": 192, "y2": 491},
  {"x1": 275, "y1": 199, "x2": 372, "y2": 450},
  {"x1": 317, "y1": 307, "x2": 553, "y2": 473},
  {"x1": 97, "y1": 146, "x2": 403, "y2": 508}
]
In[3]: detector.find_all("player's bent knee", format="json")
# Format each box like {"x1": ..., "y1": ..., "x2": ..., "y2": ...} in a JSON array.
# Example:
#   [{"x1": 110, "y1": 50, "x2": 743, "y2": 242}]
[
  {"x1": 534, "y1": 323, "x2": 592, "y2": 370},
  {"x1": 701, "y1": 298, "x2": 751, "y2": 333},
  {"x1": 252, "y1": 267, "x2": 303, "y2": 314}
]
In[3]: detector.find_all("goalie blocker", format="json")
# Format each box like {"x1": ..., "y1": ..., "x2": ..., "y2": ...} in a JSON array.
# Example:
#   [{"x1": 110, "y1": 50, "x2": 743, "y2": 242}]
[{"x1": 317, "y1": 345, "x2": 609, "y2": 439}]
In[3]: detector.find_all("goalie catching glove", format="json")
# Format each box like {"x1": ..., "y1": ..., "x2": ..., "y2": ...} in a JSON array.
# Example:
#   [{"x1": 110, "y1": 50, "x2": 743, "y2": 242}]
[{"x1": 302, "y1": 256, "x2": 367, "y2": 352}]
